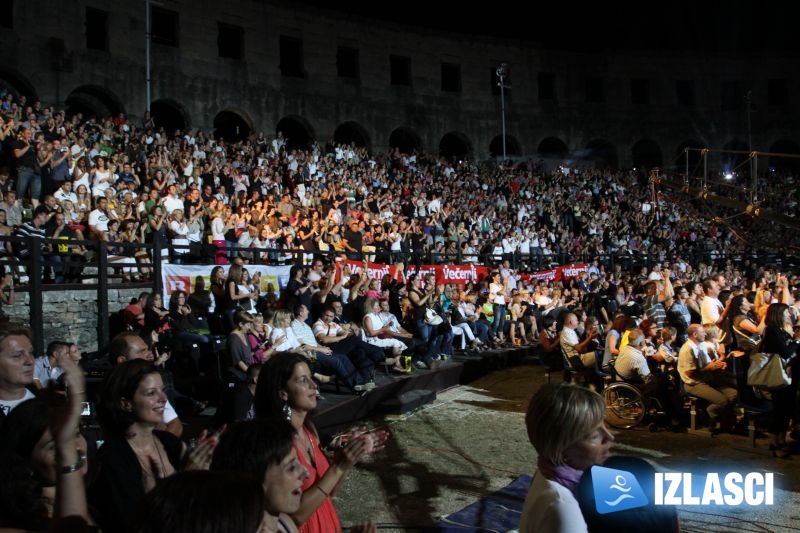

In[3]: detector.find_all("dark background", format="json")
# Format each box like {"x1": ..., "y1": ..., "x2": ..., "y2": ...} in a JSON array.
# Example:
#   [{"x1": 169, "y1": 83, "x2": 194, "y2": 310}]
[{"x1": 294, "y1": 0, "x2": 800, "y2": 52}]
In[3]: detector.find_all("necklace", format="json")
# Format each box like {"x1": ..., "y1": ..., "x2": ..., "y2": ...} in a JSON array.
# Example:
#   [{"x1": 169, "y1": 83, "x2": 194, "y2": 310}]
[
  {"x1": 298, "y1": 428, "x2": 317, "y2": 469},
  {"x1": 128, "y1": 433, "x2": 170, "y2": 485}
]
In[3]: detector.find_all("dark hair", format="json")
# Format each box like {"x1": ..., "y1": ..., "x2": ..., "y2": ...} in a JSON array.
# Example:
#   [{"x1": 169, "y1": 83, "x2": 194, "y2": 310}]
[
  {"x1": 211, "y1": 418, "x2": 295, "y2": 481},
  {"x1": 108, "y1": 331, "x2": 143, "y2": 364},
  {"x1": 169, "y1": 290, "x2": 188, "y2": 314},
  {"x1": 1, "y1": 398, "x2": 49, "y2": 465},
  {"x1": 610, "y1": 314, "x2": 628, "y2": 334},
  {"x1": 765, "y1": 303, "x2": 790, "y2": 331},
  {"x1": 254, "y1": 352, "x2": 311, "y2": 425},
  {"x1": 0, "y1": 399, "x2": 50, "y2": 530},
  {"x1": 96, "y1": 359, "x2": 162, "y2": 437},
  {"x1": 729, "y1": 294, "x2": 748, "y2": 317},
  {"x1": 132, "y1": 470, "x2": 264, "y2": 533},
  {"x1": 246, "y1": 363, "x2": 262, "y2": 384},
  {"x1": 46, "y1": 341, "x2": 68, "y2": 358},
  {"x1": 144, "y1": 292, "x2": 160, "y2": 311}
]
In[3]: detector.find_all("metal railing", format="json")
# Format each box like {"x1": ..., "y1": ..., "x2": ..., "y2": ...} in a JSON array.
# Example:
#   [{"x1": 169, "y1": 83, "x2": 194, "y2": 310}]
[{"x1": 2, "y1": 234, "x2": 798, "y2": 356}]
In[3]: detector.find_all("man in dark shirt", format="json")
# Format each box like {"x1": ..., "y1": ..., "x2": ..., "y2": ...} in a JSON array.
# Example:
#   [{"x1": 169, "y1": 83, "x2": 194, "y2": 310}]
[
  {"x1": 342, "y1": 220, "x2": 363, "y2": 260},
  {"x1": 12, "y1": 127, "x2": 41, "y2": 208},
  {"x1": 13, "y1": 205, "x2": 63, "y2": 282}
]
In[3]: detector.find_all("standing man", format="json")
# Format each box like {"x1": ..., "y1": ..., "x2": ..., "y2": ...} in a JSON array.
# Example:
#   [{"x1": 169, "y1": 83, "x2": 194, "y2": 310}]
[
  {"x1": 48, "y1": 138, "x2": 71, "y2": 195},
  {"x1": 12, "y1": 127, "x2": 41, "y2": 208}
]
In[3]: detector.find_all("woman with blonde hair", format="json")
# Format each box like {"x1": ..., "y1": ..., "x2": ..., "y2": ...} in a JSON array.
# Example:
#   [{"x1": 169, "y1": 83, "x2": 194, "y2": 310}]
[
  {"x1": 520, "y1": 383, "x2": 614, "y2": 533},
  {"x1": 361, "y1": 298, "x2": 407, "y2": 372}
]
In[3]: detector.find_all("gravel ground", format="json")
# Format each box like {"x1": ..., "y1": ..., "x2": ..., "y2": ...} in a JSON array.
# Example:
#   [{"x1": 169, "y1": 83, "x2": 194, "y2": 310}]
[{"x1": 333, "y1": 363, "x2": 800, "y2": 532}]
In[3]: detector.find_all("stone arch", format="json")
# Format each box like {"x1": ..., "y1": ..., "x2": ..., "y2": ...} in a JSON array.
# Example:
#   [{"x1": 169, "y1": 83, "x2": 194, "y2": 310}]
[
  {"x1": 721, "y1": 138, "x2": 748, "y2": 173},
  {"x1": 489, "y1": 134, "x2": 521, "y2": 157},
  {"x1": 768, "y1": 139, "x2": 800, "y2": 172},
  {"x1": 537, "y1": 136, "x2": 568, "y2": 157},
  {"x1": 333, "y1": 121, "x2": 371, "y2": 150},
  {"x1": 150, "y1": 99, "x2": 190, "y2": 132},
  {"x1": 0, "y1": 67, "x2": 38, "y2": 100},
  {"x1": 276, "y1": 115, "x2": 315, "y2": 151},
  {"x1": 439, "y1": 131, "x2": 472, "y2": 160},
  {"x1": 213, "y1": 108, "x2": 254, "y2": 143},
  {"x1": 631, "y1": 139, "x2": 663, "y2": 168},
  {"x1": 389, "y1": 127, "x2": 422, "y2": 154},
  {"x1": 584, "y1": 138, "x2": 618, "y2": 168},
  {"x1": 65, "y1": 85, "x2": 125, "y2": 119},
  {"x1": 676, "y1": 139, "x2": 705, "y2": 170}
]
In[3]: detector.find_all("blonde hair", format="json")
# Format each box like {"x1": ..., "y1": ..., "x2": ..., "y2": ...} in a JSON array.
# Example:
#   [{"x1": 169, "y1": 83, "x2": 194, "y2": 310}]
[
  {"x1": 525, "y1": 383, "x2": 606, "y2": 465},
  {"x1": 272, "y1": 309, "x2": 293, "y2": 328},
  {"x1": 703, "y1": 324, "x2": 721, "y2": 342}
]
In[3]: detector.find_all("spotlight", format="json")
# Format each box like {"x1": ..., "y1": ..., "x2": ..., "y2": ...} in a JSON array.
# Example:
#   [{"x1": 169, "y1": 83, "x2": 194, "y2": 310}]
[{"x1": 724, "y1": 173, "x2": 733, "y2": 180}]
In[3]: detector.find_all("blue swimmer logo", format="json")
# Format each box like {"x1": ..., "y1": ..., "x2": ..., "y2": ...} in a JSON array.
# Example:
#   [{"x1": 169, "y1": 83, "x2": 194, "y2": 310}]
[{"x1": 591, "y1": 466, "x2": 649, "y2": 514}]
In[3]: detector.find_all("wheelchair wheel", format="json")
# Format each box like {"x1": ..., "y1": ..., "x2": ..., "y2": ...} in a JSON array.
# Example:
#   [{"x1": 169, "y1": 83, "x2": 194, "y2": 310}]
[{"x1": 604, "y1": 382, "x2": 646, "y2": 429}]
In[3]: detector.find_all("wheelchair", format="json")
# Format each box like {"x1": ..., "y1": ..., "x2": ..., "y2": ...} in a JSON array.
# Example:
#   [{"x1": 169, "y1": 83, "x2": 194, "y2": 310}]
[{"x1": 603, "y1": 363, "x2": 668, "y2": 431}]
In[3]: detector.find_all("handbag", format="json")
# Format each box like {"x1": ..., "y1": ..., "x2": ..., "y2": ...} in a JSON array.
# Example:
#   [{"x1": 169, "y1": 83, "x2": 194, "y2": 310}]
[
  {"x1": 424, "y1": 307, "x2": 443, "y2": 326},
  {"x1": 747, "y1": 352, "x2": 791, "y2": 389}
]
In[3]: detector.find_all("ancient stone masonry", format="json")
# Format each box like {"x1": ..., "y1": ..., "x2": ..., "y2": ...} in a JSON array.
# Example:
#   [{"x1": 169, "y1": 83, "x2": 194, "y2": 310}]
[
  {"x1": 6, "y1": 288, "x2": 143, "y2": 353},
  {"x1": 0, "y1": 1, "x2": 797, "y2": 165}
]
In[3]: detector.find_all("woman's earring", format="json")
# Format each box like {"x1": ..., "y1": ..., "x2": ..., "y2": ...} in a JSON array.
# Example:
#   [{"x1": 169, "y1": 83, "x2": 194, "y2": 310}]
[{"x1": 282, "y1": 401, "x2": 292, "y2": 421}]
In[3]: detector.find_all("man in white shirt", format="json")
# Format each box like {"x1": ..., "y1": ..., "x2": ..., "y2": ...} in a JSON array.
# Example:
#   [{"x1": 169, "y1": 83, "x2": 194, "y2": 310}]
[
  {"x1": 677, "y1": 324, "x2": 737, "y2": 430},
  {"x1": 53, "y1": 180, "x2": 78, "y2": 205},
  {"x1": 292, "y1": 304, "x2": 372, "y2": 390},
  {"x1": 560, "y1": 312, "x2": 597, "y2": 368},
  {"x1": 162, "y1": 184, "x2": 184, "y2": 214},
  {"x1": 0, "y1": 329, "x2": 37, "y2": 417},
  {"x1": 700, "y1": 278, "x2": 729, "y2": 326},
  {"x1": 88, "y1": 197, "x2": 110, "y2": 240}
]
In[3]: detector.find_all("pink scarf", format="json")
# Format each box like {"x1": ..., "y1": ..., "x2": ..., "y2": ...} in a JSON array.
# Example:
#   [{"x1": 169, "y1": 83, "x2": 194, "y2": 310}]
[{"x1": 537, "y1": 456, "x2": 584, "y2": 496}]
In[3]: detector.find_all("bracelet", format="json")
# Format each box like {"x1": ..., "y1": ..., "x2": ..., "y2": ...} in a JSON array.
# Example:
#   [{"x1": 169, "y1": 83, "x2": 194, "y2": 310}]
[
  {"x1": 315, "y1": 485, "x2": 330, "y2": 498},
  {"x1": 58, "y1": 453, "x2": 87, "y2": 475}
]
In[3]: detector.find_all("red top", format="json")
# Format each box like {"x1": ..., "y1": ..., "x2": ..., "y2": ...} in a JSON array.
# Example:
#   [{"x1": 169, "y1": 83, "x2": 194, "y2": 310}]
[{"x1": 294, "y1": 427, "x2": 342, "y2": 533}]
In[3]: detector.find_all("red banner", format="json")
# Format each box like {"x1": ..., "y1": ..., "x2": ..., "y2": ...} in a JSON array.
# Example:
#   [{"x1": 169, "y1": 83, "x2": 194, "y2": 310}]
[
  {"x1": 341, "y1": 260, "x2": 488, "y2": 286},
  {"x1": 338, "y1": 260, "x2": 586, "y2": 286},
  {"x1": 518, "y1": 263, "x2": 588, "y2": 284}
]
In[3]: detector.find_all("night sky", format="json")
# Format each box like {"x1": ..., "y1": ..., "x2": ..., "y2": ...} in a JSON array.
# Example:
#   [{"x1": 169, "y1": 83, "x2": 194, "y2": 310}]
[{"x1": 295, "y1": 0, "x2": 800, "y2": 52}]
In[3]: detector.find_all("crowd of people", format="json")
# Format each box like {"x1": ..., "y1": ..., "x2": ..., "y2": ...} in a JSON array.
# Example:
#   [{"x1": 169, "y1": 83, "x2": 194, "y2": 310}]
[
  {"x1": 2, "y1": 92, "x2": 800, "y2": 532},
  {"x1": 1, "y1": 91, "x2": 796, "y2": 288}
]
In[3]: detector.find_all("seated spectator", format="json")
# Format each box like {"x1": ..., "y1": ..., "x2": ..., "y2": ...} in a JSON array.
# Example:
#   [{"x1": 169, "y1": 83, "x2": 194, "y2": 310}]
[
  {"x1": 677, "y1": 324, "x2": 737, "y2": 432},
  {"x1": 289, "y1": 305, "x2": 374, "y2": 392},
  {"x1": 143, "y1": 292, "x2": 170, "y2": 334},
  {"x1": 168, "y1": 289, "x2": 210, "y2": 345},
  {"x1": 0, "y1": 354, "x2": 90, "y2": 531},
  {"x1": 253, "y1": 353, "x2": 387, "y2": 532},
  {"x1": 90, "y1": 359, "x2": 220, "y2": 532},
  {"x1": 361, "y1": 298, "x2": 408, "y2": 370},
  {"x1": 132, "y1": 470, "x2": 266, "y2": 533},
  {"x1": 107, "y1": 331, "x2": 183, "y2": 438},
  {"x1": 32, "y1": 340, "x2": 70, "y2": 389},
  {"x1": 211, "y1": 418, "x2": 308, "y2": 532},
  {"x1": 559, "y1": 312, "x2": 597, "y2": 369},
  {"x1": 520, "y1": 382, "x2": 613, "y2": 533},
  {"x1": 0, "y1": 328, "x2": 37, "y2": 417},
  {"x1": 248, "y1": 313, "x2": 276, "y2": 364}
]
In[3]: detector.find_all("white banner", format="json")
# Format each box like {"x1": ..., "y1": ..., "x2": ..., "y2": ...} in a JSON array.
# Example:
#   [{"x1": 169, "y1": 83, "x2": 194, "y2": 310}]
[{"x1": 161, "y1": 264, "x2": 293, "y2": 309}]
